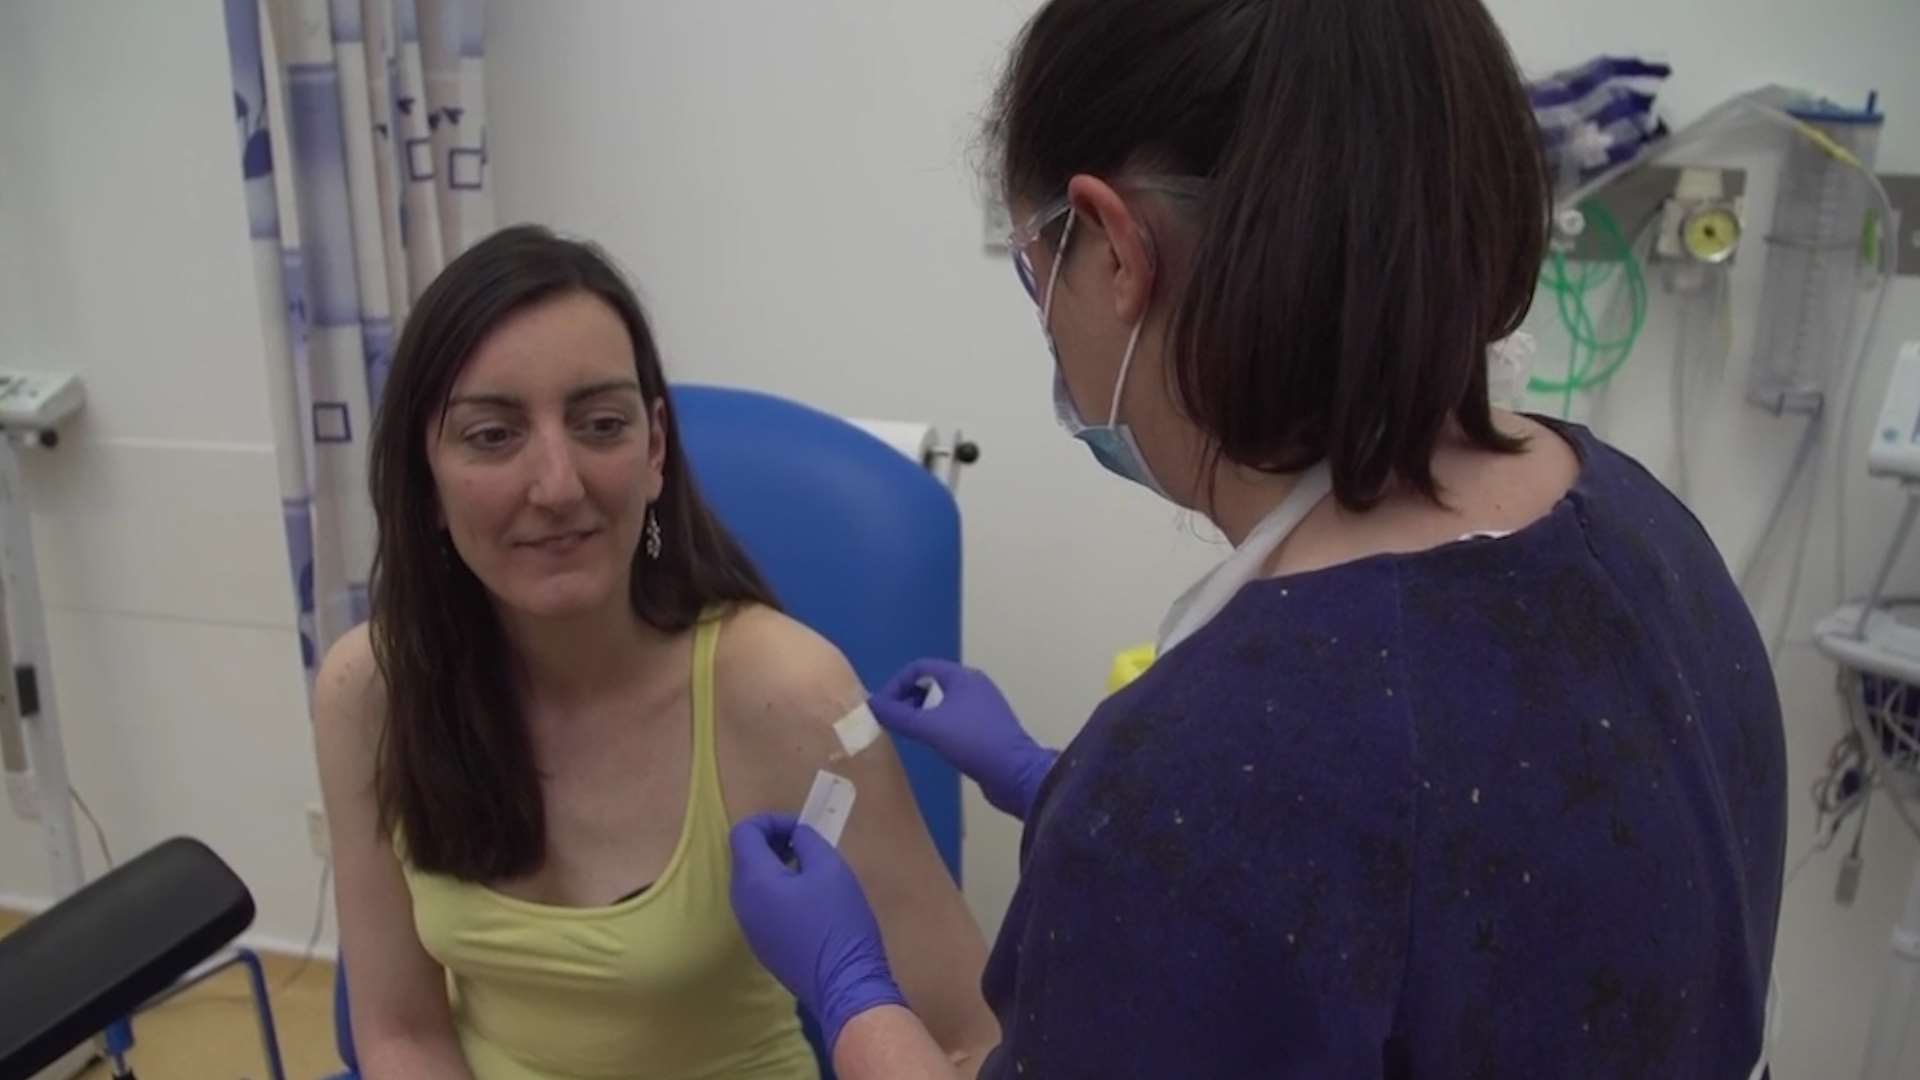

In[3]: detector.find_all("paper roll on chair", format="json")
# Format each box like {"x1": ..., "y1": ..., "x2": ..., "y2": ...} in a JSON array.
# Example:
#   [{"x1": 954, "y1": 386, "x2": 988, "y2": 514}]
[
  {"x1": 846, "y1": 417, "x2": 979, "y2": 490},
  {"x1": 847, "y1": 420, "x2": 938, "y2": 468}
]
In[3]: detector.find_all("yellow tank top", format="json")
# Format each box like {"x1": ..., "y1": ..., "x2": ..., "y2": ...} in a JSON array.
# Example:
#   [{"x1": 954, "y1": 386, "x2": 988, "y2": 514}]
[{"x1": 402, "y1": 614, "x2": 819, "y2": 1080}]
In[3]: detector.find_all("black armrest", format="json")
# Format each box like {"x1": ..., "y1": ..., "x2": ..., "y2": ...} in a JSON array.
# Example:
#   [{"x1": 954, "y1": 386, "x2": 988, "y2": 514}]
[{"x1": 0, "y1": 837, "x2": 254, "y2": 1079}]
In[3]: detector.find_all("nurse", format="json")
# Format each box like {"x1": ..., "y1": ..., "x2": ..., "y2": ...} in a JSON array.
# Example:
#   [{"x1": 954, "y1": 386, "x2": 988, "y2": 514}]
[{"x1": 731, "y1": 0, "x2": 1787, "y2": 1076}]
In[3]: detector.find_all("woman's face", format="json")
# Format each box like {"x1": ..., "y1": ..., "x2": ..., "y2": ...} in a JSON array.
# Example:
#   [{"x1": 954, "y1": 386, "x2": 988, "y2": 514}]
[{"x1": 428, "y1": 290, "x2": 666, "y2": 621}]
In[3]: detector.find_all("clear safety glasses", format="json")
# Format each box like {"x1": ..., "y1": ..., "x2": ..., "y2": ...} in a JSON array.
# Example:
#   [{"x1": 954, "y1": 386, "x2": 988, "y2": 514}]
[{"x1": 1006, "y1": 175, "x2": 1210, "y2": 304}]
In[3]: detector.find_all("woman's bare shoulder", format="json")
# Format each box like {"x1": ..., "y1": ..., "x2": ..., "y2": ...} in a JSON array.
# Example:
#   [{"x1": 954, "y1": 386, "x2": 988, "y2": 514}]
[
  {"x1": 313, "y1": 623, "x2": 389, "y2": 775},
  {"x1": 710, "y1": 605, "x2": 867, "y2": 800}
]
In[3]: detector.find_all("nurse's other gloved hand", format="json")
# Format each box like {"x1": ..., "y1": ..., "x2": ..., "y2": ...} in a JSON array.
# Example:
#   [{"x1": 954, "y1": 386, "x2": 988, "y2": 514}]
[
  {"x1": 728, "y1": 814, "x2": 906, "y2": 1054},
  {"x1": 870, "y1": 658, "x2": 1059, "y2": 821}
]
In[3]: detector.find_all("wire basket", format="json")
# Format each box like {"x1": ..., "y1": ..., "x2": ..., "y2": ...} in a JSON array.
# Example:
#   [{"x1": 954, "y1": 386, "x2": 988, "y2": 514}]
[{"x1": 1843, "y1": 668, "x2": 1920, "y2": 799}]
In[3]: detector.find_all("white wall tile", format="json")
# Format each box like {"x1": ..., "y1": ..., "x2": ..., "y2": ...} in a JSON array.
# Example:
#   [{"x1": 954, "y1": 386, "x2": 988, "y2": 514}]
[
  {"x1": 0, "y1": 0, "x2": 276, "y2": 447},
  {"x1": 0, "y1": 610, "x2": 318, "y2": 944},
  {"x1": 0, "y1": 1, "x2": 321, "y2": 949},
  {"x1": 21, "y1": 438, "x2": 298, "y2": 629}
]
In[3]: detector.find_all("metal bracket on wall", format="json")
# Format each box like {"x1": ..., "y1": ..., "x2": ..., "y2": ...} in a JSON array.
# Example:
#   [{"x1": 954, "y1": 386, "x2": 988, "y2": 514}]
[
  {"x1": 1566, "y1": 165, "x2": 1747, "y2": 263},
  {"x1": 1568, "y1": 168, "x2": 1920, "y2": 278}
]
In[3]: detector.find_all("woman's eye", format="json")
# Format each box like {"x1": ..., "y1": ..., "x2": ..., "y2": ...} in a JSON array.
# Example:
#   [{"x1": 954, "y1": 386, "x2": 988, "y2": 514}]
[
  {"x1": 464, "y1": 426, "x2": 517, "y2": 450},
  {"x1": 583, "y1": 416, "x2": 631, "y2": 439}
]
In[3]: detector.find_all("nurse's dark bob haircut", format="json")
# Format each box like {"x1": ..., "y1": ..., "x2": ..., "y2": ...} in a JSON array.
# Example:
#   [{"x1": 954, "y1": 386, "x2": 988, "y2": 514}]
[{"x1": 988, "y1": 0, "x2": 1549, "y2": 509}]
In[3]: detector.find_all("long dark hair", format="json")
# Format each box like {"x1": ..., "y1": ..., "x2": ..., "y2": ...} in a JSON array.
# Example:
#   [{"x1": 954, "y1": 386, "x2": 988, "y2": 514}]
[
  {"x1": 988, "y1": 0, "x2": 1547, "y2": 509},
  {"x1": 367, "y1": 224, "x2": 776, "y2": 881}
]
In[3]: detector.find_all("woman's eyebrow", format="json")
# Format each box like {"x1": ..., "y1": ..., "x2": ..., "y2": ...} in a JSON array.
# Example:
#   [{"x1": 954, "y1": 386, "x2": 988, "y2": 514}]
[{"x1": 444, "y1": 378, "x2": 641, "y2": 411}]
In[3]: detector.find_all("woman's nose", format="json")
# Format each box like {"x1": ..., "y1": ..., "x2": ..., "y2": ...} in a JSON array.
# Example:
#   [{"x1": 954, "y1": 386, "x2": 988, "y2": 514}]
[{"x1": 525, "y1": 429, "x2": 586, "y2": 509}]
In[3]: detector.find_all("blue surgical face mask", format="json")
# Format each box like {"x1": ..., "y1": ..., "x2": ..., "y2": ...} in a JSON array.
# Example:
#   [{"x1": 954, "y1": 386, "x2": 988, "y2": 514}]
[{"x1": 1041, "y1": 209, "x2": 1168, "y2": 499}]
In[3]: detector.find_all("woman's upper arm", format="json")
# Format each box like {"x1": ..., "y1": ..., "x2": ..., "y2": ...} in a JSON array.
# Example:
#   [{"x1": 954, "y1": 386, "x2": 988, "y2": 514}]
[
  {"x1": 312, "y1": 626, "x2": 468, "y2": 1071},
  {"x1": 715, "y1": 608, "x2": 1000, "y2": 1063},
  {"x1": 836, "y1": 732, "x2": 1000, "y2": 1065}
]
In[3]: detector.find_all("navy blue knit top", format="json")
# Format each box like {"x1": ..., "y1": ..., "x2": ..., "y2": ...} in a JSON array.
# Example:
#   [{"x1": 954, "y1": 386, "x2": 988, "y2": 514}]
[{"x1": 981, "y1": 424, "x2": 1786, "y2": 1079}]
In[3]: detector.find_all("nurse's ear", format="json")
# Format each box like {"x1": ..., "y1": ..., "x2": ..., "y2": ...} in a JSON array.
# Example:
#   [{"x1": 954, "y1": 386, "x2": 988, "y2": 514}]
[{"x1": 1066, "y1": 174, "x2": 1157, "y2": 326}]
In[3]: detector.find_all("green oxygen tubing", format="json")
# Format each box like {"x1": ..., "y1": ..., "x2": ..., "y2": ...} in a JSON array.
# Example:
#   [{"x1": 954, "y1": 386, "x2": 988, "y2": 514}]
[{"x1": 1530, "y1": 201, "x2": 1649, "y2": 416}]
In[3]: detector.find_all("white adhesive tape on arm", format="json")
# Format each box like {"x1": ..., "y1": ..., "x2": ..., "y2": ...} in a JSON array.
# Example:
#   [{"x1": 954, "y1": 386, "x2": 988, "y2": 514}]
[
  {"x1": 833, "y1": 703, "x2": 883, "y2": 758},
  {"x1": 798, "y1": 770, "x2": 857, "y2": 848}
]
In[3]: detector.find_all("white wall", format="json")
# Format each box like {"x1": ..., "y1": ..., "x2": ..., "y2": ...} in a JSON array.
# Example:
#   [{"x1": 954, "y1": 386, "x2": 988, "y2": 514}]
[
  {"x1": 0, "y1": 2, "x2": 322, "y2": 951},
  {"x1": 485, "y1": 1, "x2": 1920, "y2": 1076}
]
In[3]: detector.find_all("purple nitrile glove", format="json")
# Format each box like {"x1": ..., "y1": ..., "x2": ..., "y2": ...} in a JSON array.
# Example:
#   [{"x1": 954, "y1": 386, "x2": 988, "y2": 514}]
[
  {"x1": 869, "y1": 659, "x2": 1060, "y2": 821},
  {"x1": 727, "y1": 814, "x2": 907, "y2": 1053}
]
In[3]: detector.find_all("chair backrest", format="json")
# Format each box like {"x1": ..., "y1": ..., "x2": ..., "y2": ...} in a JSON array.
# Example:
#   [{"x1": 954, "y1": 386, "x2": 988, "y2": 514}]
[{"x1": 673, "y1": 384, "x2": 964, "y2": 877}]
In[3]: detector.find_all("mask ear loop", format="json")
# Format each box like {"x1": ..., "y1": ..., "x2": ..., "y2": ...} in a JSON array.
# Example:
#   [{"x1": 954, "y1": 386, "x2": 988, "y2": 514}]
[
  {"x1": 1039, "y1": 210, "x2": 1077, "y2": 335},
  {"x1": 1047, "y1": 203, "x2": 1156, "y2": 428},
  {"x1": 1106, "y1": 223, "x2": 1158, "y2": 425},
  {"x1": 1108, "y1": 320, "x2": 1146, "y2": 426}
]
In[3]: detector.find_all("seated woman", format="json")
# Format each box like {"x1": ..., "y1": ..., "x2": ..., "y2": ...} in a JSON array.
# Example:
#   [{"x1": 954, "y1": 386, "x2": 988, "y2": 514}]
[{"x1": 313, "y1": 224, "x2": 997, "y2": 1079}]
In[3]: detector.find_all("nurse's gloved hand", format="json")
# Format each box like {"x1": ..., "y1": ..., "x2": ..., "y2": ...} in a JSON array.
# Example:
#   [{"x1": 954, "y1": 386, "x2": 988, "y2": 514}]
[
  {"x1": 870, "y1": 659, "x2": 1059, "y2": 821},
  {"x1": 728, "y1": 814, "x2": 907, "y2": 1053}
]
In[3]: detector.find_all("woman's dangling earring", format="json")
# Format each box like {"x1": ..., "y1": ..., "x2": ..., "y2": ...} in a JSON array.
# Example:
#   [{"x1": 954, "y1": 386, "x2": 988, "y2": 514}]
[{"x1": 645, "y1": 505, "x2": 663, "y2": 560}]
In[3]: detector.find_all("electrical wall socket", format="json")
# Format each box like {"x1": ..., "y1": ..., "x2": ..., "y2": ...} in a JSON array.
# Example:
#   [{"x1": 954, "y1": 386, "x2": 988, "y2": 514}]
[
  {"x1": 5, "y1": 770, "x2": 38, "y2": 821},
  {"x1": 305, "y1": 803, "x2": 329, "y2": 860}
]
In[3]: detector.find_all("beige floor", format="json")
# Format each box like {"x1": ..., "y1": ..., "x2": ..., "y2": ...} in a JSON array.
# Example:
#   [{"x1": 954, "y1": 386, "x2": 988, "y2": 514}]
[{"x1": 1, "y1": 909, "x2": 345, "y2": 1079}]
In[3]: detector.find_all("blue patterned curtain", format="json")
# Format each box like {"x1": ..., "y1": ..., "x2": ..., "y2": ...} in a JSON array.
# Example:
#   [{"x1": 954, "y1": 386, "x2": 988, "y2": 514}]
[{"x1": 223, "y1": 0, "x2": 493, "y2": 678}]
